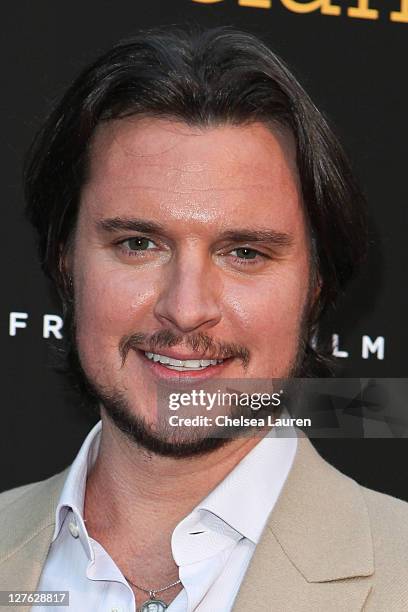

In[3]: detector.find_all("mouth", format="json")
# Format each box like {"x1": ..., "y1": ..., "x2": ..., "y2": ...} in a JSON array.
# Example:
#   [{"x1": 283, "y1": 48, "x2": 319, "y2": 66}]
[
  {"x1": 144, "y1": 351, "x2": 225, "y2": 371},
  {"x1": 135, "y1": 348, "x2": 234, "y2": 379}
]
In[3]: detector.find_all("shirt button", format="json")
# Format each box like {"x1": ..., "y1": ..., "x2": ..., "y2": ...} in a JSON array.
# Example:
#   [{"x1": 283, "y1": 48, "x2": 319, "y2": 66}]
[{"x1": 68, "y1": 520, "x2": 80, "y2": 538}]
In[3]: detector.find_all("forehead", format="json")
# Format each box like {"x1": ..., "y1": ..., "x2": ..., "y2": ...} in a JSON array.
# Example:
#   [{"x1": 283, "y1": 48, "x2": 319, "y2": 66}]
[{"x1": 82, "y1": 116, "x2": 302, "y2": 229}]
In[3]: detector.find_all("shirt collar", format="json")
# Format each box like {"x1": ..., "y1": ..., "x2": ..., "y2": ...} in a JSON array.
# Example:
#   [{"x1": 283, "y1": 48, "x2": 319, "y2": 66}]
[
  {"x1": 195, "y1": 428, "x2": 297, "y2": 544},
  {"x1": 52, "y1": 420, "x2": 102, "y2": 557},
  {"x1": 52, "y1": 420, "x2": 297, "y2": 554}
]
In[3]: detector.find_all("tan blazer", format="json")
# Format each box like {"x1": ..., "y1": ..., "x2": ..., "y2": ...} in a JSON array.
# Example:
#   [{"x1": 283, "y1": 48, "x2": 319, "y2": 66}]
[{"x1": 1, "y1": 436, "x2": 408, "y2": 611}]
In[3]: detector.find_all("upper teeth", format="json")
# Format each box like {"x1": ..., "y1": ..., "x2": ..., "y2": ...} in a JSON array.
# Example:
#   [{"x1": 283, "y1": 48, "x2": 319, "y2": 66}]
[{"x1": 144, "y1": 352, "x2": 223, "y2": 370}]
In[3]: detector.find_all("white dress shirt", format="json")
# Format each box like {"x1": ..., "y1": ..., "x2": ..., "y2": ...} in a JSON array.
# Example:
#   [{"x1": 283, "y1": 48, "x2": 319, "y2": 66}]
[{"x1": 36, "y1": 421, "x2": 297, "y2": 612}]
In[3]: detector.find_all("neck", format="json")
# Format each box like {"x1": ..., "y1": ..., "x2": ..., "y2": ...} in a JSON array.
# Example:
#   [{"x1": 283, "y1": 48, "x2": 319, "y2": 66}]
[
  {"x1": 83, "y1": 412, "x2": 261, "y2": 586},
  {"x1": 85, "y1": 411, "x2": 261, "y2": 534}
]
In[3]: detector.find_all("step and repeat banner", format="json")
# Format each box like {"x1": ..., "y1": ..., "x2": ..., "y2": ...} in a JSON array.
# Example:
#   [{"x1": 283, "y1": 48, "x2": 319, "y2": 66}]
[{"x1": 1, "y1": 1, "x2": 407, "y2": 497}]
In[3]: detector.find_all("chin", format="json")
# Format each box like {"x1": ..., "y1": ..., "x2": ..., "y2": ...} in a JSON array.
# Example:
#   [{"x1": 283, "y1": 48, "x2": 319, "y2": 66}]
[{"x1": 103, "y1": 398, "x2": 232, "y2": 458}]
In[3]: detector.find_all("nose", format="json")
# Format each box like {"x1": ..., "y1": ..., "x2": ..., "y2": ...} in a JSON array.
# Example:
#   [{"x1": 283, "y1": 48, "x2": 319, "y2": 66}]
[{"x1": 154, "y1": 249, "x2": 222, "y2": 334}]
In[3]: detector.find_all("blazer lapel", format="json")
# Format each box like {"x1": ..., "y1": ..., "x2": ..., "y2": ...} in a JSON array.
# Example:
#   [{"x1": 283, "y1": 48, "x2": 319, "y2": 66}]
[
  {"x1": 0, "y1": 468, "x2": 69, "y2": 611},
  {"x1": 233, "y1": 435, "x2": 374, "y2": 611}
]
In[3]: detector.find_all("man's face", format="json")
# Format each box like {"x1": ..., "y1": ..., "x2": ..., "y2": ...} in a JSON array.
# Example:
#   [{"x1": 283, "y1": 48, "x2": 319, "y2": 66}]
[{"x1": 70, "y1": 117, "x2": 312, "y2": 451}]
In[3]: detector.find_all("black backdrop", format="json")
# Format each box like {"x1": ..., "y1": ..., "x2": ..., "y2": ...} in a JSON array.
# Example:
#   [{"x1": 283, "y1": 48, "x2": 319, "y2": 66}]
[{"x1": 2, "y1": 0, "x2": 407, "y2": 498}]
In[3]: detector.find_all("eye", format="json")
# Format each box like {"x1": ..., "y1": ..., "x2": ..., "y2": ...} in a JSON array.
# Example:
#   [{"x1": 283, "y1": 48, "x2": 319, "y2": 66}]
[
  {"x1": 224, "y1": 246, "x2": 268, "y2": 269},
  {"x1": 121, "y1": 237, "x2": 156, "y2": 251},
  {"x1": 231, "y1": 247, "x2": 261, "y2": 260}
]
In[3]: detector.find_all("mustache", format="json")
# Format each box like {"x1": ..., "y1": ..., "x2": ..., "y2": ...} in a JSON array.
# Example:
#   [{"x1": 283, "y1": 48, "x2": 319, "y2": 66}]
[{"x1": 119, "y1": 330, "x2": 250, "y2": 368}]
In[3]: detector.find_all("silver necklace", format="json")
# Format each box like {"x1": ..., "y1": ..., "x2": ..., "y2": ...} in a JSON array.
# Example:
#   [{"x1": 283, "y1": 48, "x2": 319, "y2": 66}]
[{"x1": 124, "y1": 575, "x2": 181, "y2": 612}]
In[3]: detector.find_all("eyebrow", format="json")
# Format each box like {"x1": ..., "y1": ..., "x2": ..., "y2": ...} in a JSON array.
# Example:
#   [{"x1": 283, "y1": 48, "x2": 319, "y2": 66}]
[
  {"x1": 97, "y1": 217, "x2": 293, "y2": 247},
  {"x1": 217, "y1": 229, "x2": 293, "y2": 248},
  {"x1": 97, "y1": 217, "x2": 165, "y2": 235}
]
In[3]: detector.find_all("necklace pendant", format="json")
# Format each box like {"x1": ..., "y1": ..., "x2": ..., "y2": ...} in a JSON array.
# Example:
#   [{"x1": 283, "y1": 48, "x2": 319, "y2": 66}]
[{"x1": 140, "y1": 598, "x2": 168, "y2": 612}]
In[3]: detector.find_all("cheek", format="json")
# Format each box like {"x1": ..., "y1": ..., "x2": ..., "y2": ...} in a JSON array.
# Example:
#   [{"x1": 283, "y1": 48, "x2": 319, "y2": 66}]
[
  {"x1": 223, "y1": 267, "x2": 309, "y2": 361},
  {"x1": 74, "y1": 262, "x2": 158, "y2": 364}
]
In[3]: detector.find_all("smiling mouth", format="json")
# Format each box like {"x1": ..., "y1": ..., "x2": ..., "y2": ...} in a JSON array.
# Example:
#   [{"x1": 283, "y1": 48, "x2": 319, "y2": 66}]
[{"x1": 144, "y1": 351, "x2": 225, "y2": 371}]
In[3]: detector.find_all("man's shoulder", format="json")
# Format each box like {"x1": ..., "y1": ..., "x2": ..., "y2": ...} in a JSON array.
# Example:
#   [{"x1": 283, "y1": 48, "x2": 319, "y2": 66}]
[
  {"x1": 0, "y1": 470, "x2": 69, "y2": 595},
  {"x1": 306, "y1": 439, "x2": 408, "y2": 542},
  {"x1": 0, "y1": 471, "x2": 66, "y2": 513},
  {"x1": 0, "y1": 469, "x2": 69, "y2": 558},
  {"x1": 323, "y1": 452, "x2": 408, "y2": 562},
  {"x1": 361, "y1": 483, "x2": 408, "y2": 531},
  {"x1": 359, "y1": 483, "x2": 408, "y2": 563},
  {"x1": 356, "y1": 484, "x2": 408, "y2": 608},
  {"x1": 0, "y1": 479, "x2": 45, "y2": 512}
]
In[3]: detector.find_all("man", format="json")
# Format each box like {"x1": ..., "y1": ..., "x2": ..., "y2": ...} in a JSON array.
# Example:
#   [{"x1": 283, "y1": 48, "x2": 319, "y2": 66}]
[{"x1": 1, "y1": 26, "x2": 407, "y2": 612}]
